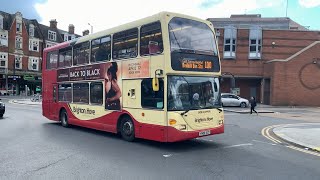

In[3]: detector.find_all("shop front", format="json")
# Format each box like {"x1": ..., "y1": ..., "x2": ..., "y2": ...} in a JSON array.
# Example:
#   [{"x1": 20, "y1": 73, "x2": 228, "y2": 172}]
[{"x1": 0, "y1": 74, "x2": 42, "y2": 95}]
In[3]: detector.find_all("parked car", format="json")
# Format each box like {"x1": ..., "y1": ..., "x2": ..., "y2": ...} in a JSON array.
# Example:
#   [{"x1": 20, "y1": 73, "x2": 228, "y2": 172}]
[
  {"x1": 0, "y1": 99, "x2": 5, "y2": 117},
  {"x1": 221, "y1": 93, "x2": 249, "y2": 108}
]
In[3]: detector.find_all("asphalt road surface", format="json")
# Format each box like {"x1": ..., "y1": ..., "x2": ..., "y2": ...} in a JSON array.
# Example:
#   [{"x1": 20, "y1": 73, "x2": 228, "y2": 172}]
[{"x1": 1, "y1": 100, "x2": 319, "y2": 180}]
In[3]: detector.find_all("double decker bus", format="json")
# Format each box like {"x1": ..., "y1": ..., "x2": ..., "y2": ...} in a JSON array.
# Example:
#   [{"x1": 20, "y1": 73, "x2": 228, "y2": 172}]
[{"x1": 42, "y1": 12, "x2": 224, "y2": 142}]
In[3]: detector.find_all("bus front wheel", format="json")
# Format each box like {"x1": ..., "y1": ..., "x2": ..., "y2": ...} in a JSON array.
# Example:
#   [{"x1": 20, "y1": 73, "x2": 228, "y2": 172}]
[
  {"x1": 60, "y1": 109, "x2": 69, "y2": 128},
  {"x1": 120, "y1": 117, "x2": 135, "y2": 142}
]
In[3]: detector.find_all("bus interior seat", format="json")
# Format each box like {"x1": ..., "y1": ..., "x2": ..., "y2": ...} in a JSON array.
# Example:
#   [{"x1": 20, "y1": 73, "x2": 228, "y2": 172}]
[{"x1": 148, "y1": 41, "x2": 160, "y2": 54}]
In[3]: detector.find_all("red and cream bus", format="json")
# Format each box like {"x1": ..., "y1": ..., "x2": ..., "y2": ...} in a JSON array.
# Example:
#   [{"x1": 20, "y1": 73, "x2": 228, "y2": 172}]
[{"x1": 42, "y1": 12, "x2": 224, "y2": 142}]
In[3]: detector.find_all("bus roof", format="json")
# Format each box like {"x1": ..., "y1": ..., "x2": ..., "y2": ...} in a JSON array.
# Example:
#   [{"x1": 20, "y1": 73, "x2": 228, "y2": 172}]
[
  {"x1": 43, "y1": 41, "x2": 74, "y2": 52},
  {"x1": 75, "y1": 11, "x2": 212, "y2": 44},
  {"x1": 44, "y1": 11, "x2": 213, "y2": 51}
]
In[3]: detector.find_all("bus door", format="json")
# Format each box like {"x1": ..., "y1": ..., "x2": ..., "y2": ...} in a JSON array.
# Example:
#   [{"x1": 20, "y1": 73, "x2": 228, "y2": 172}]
[{"x1": 49, "y1": 84, "x2": 59, "y2": 119}]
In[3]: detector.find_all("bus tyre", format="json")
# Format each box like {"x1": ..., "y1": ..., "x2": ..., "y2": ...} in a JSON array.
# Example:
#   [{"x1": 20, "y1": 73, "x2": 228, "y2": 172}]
[
  {"x1": 120, "y1": 117, "x2": 135, "y2": 142},
  {"x1": 60, "y1": 109, "x2": 69, "y2": 128}
]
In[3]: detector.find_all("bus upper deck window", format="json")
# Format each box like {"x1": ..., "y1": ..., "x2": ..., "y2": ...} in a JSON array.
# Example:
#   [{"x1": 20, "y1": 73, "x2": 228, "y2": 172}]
[{"x1": 140, "y1": 21, "x2": 163, "y2": 56}]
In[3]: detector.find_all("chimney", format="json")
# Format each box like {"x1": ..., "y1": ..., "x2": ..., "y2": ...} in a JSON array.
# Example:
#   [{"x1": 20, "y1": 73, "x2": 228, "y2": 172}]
[
  {"x1": 82, "y1": 29, "x2": 89, "y2": 36},
  {"x1": 68, "y1": 24, "x2": 75, "y2": 34},
  {"x1": 50, "y1": 19, "x2": 57, "y2": 28}
]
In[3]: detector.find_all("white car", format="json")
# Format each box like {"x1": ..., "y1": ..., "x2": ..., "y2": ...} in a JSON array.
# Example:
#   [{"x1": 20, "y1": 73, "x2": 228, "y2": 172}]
[{"x1": 221, "y1": 93, "x2": 249, "y2": 108}]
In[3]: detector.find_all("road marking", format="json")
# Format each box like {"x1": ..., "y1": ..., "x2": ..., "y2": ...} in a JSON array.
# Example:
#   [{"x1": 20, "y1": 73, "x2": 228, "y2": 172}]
[
  {"x1": 287, "y1": 146, "x2": 320, "y2": 157},
  {"x1": 163, "y1": 154, "x2": 172, "y2": 158},
  {"x1": 223, "y1": 143, "x2": 253, "y2": 149},
  {"x1": 262, "y1": 124, "x2": 320, "y2": 157},
  {"x1": 252, "y1": 140, "x2": 277, "y2": 146},
  {"x1": 265, "y1": 126, "x2": 282, "y2": 144},
  {"x1": 261, "y1": 126, "x2": 280, "y2": 144}
]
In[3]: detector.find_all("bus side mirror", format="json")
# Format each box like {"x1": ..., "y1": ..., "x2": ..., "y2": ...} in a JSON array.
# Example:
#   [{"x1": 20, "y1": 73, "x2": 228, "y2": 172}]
[{"x1": 152, "y1": 77, "x2": 159, "y2": 92}]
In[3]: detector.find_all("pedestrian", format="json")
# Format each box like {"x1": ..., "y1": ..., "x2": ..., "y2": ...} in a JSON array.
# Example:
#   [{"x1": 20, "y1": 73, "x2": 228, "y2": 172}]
[{"x1": 250, "y1": 96, "x2": 258, "y2": 115}]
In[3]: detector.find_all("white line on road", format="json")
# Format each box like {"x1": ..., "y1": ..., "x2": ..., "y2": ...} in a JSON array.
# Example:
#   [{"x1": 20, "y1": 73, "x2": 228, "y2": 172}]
[
  {"x1": 163, "y1": 154, "x2": 172, "y2": 158},
  {"x1": 252, "y1": 140, "x2": 277, "y2": 146},
  {"x1": 223, "y1": 143, "x2": 253, "y2": 149}
]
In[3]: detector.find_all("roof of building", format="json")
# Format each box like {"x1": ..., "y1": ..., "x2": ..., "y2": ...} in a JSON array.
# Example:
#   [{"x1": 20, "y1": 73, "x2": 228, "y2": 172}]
[
  {"x1": 38, "y1": 23, "x2": 64, "y2": 43},
  {"x1": 207, "y1": 14, "x2": 308, "y2": 30},
  {"x1": 0, "y1": 10, "x2": 81, "y2": 43},
  {"x1": 0, "y1": 11, "x2": 14, "y2": 30},
  {"x1": 0, "y1": 11, "x2": 43, "y2": 39}
]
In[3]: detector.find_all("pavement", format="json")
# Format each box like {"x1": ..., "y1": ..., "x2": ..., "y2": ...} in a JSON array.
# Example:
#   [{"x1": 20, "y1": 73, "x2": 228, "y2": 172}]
[
  {"x1": 2, "y1": 95, "x2": 42, "y2": 105},
  {"x1": 5, "y1": 96, "x2": 320, "y2": 154},
  {"x1": 224, "y1": 104, "x2": 320, "y2": 153},
  {"x1": 273, "y1": 123, "x2": 320, "y2": 152}
]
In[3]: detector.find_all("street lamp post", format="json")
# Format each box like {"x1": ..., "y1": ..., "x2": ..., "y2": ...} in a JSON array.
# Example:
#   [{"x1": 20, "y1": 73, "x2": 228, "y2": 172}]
[{"x1": 88, "y1": 23, "x2": 93, "y2": 34}]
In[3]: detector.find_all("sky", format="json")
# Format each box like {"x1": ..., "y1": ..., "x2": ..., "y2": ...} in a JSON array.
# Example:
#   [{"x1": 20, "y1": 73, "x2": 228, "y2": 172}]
[{"x1": 0, "y1": 0, "x2": 319, "y2": 34}]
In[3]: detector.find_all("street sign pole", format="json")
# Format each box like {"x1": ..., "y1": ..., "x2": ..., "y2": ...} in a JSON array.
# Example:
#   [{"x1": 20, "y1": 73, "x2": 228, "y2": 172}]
[{"x1": 5, "y1": 68, "x2": 8, "y2": 95}]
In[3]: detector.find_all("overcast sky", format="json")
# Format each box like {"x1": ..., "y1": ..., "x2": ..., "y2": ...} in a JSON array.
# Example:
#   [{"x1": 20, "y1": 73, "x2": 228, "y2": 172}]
[{"x1": 1, "y1": 0, "x2": 319, "y2": 34}]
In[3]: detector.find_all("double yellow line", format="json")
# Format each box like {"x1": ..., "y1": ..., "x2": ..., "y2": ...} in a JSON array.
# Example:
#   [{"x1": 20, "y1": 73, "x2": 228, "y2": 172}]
[
  {"x1": 261, "y1": 125, "x2": 282, "y2": 144},
  {"x1": 261, "y1": 124, "x2": 320, "y2": 157},
  {"x1": 286, "y1": 146, "x2": 320, "y2": 157}
]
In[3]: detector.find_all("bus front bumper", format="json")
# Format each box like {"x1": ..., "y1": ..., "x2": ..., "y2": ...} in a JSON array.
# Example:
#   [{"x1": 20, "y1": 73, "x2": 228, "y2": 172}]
[{"x1": 167, "y1": 125, "x2": 224, "y2": 142}]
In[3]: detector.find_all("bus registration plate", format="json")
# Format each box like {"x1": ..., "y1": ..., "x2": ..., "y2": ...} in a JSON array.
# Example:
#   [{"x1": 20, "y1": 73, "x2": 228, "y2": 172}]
[{"x1": 199, "y1": 130, "x2": 211, "y2": 136}]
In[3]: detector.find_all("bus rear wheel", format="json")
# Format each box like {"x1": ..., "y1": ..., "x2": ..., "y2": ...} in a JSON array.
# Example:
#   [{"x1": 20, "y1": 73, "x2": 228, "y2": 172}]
[
  {"x1": 60, "y1": 109, "x2": 69, "y2": 128},
  {"x1": 120, "y1": 117, "x2": 135, "y2": 142}
]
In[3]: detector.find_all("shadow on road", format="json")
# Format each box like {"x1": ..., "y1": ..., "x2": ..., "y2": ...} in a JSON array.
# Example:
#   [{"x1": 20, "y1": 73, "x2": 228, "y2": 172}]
[{"x1": 42, "y1": 122, "x2": 225, "y2": 153}]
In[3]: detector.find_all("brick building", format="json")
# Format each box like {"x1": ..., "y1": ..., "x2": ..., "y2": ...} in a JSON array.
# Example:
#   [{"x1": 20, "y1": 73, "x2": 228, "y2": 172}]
[
  {"x1": 208, "y1": 14, "x2": 320, "y2": 106},
  {"x1": 0, "y1": 11, "x2": 80, "y2": 95}
]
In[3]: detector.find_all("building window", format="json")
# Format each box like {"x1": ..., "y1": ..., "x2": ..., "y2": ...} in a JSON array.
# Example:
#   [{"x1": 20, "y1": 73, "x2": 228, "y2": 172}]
[
  {"x1": 58, "y1": 84, "x2": 72, "y2": 102},
  {"x1": 29, "y1": 39, "x2": 39, "y2": 52},
  {"x1": 0, "y1": 32, "x2": 8, "y2": 46},
  {"x1": 63, "y1": 34, "x2": 74, "y2": 42},
  {"x1": 141, "y1": 78, "x2": 164, "y2": 109},
  {"x1": 29, "y1": 24, "x2": 34, "y2": 37},
  {"x1": 112, "y1": 28, "x2": 138, "y2": 59},
  {"x1": 90, "y1": 82, "x2": 103, "y2": 105},
  {"x1": 0, "y1": 53, "x2": 8, "y2": 68},
  {"x1": 28, "y1": 57, "x2": 39, "y2": 71},
  {"x1": 91, "y1": 36, "x2": 111, "y2": 62},
  {"x1": 140, "y1": 21, "x2": 163, "y2": 56},
  {"x1": 63, "y1": 34, "x2": 68, "y2": 41},
  {"x1": 73, "y1": 41, "x2": 90, "y2": 65},
  {"x1": 16, "y1": 22, "x2": 22, "y2": 32},
  {"x1": 15, "y1": 56, "x2": 22, "y2": 69},
  {"x1": 48, "y1": 30, "x2": 56, "y2": 41},
  {"x1": 15, "y1": 36, "x2": 22, "y2": 49},
  {"x1": 223, "y1": 26, "x2": 237, "y2": 59},
  {"x1": 249, "y1": 27, "x2": 262, "y2": 59},
  {"x1": 46, "y1": 43, "x2": 56, "y2": 48},
  {"x1": 73, "y1": 83, "x2": 89, "y2": 104},
  {"x1": 0, "y1": 15, "x2": 3, "y2": 29}
]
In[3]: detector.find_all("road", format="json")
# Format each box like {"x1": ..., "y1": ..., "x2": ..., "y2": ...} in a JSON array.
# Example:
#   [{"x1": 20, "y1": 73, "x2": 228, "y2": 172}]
[{"x1": 0, "y1": 101, "x2": 319, "y2": 180}]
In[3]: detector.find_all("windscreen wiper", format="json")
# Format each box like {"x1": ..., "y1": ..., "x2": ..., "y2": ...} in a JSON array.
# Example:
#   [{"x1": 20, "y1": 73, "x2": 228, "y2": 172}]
[
  {"x1": 215, "y1": 107, "x2": 223, "y2": 112},
  {"x1": 172, "y1": 48, "x2": 195, "y2": 54},
  {"x1": 180, "y1": 109, "x2": 190, "y2": 116}
]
